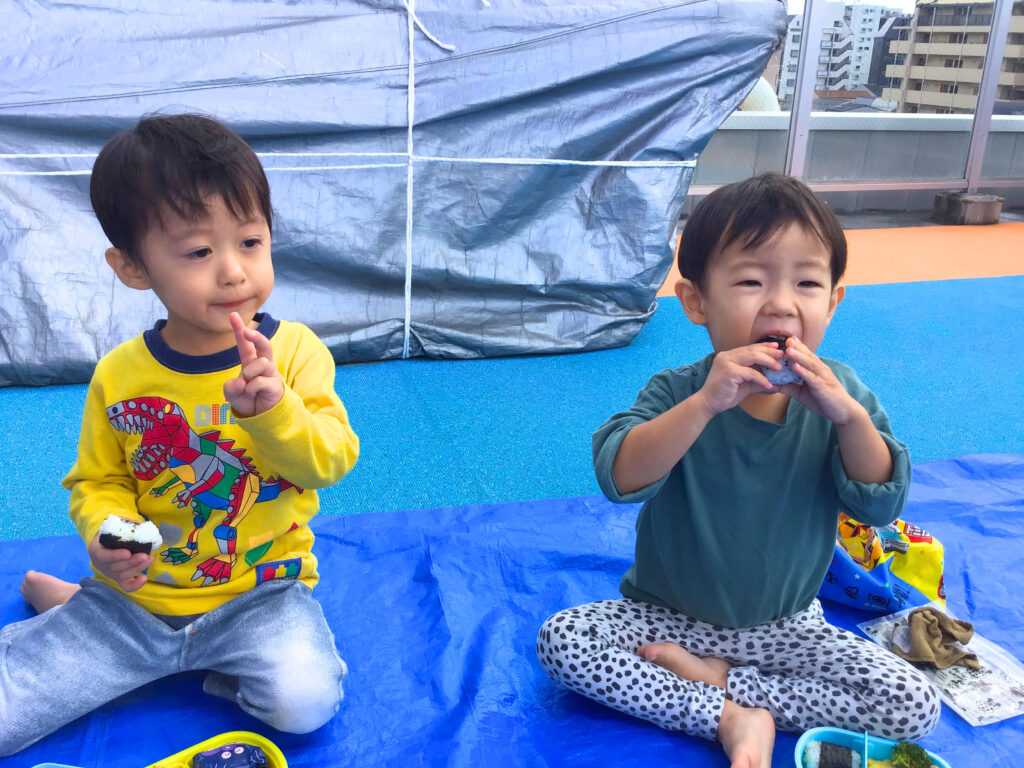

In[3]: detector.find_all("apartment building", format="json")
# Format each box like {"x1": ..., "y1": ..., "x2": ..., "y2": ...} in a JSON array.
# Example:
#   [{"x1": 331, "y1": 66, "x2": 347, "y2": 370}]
[
  {"x1": 777, "y1": 3, "x2": 902, "y2": 106},
  {"x1": 882, "y1": 0, "x2": 1024, "y2": 113}
]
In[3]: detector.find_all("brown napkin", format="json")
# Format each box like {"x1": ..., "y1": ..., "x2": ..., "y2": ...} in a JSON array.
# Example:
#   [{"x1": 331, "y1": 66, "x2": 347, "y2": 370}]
[{"x1": 891, "y1": 606, "x2": 981, "y2": 670}]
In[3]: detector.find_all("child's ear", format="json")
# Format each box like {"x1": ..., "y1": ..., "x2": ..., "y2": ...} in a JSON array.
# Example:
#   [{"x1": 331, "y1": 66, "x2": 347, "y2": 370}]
[
  {"x1": 826, "y1": 282, "x2": 846, "y2": 323},
  {"x1": 675, "y1": 278, "x2": 708, "y2": 326},
  {"x1": 105, "y1": 248, "x2": 151, "y2": 291}
]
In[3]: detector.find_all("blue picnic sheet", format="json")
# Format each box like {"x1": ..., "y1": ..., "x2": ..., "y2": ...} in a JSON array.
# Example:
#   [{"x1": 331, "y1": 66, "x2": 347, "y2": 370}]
[{"x1": 2, "y1": 453, "x2": 1022, "y2": 768}]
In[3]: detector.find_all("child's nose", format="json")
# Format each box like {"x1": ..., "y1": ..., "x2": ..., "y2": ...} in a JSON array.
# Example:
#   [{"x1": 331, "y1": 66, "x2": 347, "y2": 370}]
[
  {"x1": 219, "y1": 253, "x2": 247, "y2": 284},
  {"x1": 763, "y1": 286, "x2": 797, "y2": 315}
]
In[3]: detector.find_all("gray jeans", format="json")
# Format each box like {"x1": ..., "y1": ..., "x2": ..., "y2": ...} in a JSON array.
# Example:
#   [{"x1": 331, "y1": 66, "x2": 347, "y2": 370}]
[{"x1": 0, "y1": 578, "x2": 347, "y2": 756}]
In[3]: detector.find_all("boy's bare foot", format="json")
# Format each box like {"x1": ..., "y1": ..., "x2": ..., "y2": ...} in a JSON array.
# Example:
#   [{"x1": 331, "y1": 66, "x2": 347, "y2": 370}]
[
  {"x1": 20, "y1": 571, "x2": 79, "y2": 613},
  {"x1": 717, "y1": 700, "x2": 775, "y2": 768},
  {"x1": 637, "y1": 642, "x2": 732, "y2": 688}
]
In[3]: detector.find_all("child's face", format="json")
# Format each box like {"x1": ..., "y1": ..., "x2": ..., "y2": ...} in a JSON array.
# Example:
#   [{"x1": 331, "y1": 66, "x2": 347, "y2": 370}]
[
  {"x1": 678, "y1": 222, "x2": 842, "y2": 354},
  {"x1": 135, "y1": 196, "x2": 274, "y2": 356}
]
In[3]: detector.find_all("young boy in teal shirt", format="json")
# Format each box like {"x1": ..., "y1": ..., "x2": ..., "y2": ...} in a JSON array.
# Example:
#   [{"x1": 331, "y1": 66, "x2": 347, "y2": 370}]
[{"x1": 537, "y1": 174, "x2": 940, "y2": 768}]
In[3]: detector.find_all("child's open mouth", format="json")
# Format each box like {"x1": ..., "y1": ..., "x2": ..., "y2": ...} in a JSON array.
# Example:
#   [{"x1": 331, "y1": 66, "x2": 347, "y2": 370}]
[{"x1": 756, "y1": 333, "x2": 790, "y2": 347}]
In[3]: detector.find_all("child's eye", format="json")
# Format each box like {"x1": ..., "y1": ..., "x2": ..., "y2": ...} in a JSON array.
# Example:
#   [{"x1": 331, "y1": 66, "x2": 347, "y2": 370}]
[
  {"x1": 186, "y1": 248, "x2": 211, "y2": 260},
  {"x1": 736, "y1": 280, "x2": 761, "y2": 287},
  {"x1": 241, "y1": 238, "x2": 262, "y2": 249},
  {"x1": 799, "y1": 280, "x2": 823, "y2": 288}
]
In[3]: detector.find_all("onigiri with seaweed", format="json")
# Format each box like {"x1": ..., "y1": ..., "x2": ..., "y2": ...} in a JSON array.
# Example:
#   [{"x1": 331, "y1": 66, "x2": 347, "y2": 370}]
[
  {"x1": 757, "y1": 334, "x2": 802, "y2": 385},
  {"x1": 804, "y1": 740, "x2": 862, "y2": 768},
  {"x1": 98, "y1": 514, "x2": 162, "y2": 555}
]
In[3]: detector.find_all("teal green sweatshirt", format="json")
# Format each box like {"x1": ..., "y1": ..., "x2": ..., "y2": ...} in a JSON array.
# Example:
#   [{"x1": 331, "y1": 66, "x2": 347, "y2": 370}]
[{"x1": 593, "y1": 354, "x2": 910, "y2": 629}]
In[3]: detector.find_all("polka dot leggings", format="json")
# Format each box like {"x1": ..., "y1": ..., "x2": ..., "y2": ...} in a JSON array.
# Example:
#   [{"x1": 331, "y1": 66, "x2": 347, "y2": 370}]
[{"x1": 536, "y1": 597, "x2": 941, "y2": 742}]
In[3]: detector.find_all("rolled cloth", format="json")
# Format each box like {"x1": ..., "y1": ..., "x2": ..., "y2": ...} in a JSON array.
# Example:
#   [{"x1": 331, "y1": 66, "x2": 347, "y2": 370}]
[{"x1": 891, "y1": 606, "x2": 981, "y2": 670}]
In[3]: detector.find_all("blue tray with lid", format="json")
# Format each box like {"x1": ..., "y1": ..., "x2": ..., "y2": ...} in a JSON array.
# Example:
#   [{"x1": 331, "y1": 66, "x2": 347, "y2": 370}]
[{"x1": 794, "y1": 726, "x2": 951, "y2": 767}]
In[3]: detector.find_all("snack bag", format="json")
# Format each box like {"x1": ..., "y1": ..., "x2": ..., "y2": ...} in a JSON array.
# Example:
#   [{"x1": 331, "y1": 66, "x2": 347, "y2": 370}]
[{"x1": 818, "y1": 513, "x2": 945, "y2": 613}]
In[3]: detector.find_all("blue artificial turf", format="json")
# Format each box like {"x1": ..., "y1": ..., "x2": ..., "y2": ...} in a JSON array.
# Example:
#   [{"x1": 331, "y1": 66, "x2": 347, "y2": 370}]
[{"x1": 0, "y1": 274, "x2": 1022, "y2": 541}]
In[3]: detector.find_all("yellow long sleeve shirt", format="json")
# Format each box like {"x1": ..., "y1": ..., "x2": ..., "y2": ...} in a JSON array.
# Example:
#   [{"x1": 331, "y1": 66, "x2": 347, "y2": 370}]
[{"x1": 62, "y1": 314, "x2": 359, "y2": 616}]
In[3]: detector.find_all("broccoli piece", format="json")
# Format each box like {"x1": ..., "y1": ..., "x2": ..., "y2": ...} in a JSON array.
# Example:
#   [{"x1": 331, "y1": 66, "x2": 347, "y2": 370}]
[{"x1": 891, "y1": 742, "x2": 933, "y2": 768}]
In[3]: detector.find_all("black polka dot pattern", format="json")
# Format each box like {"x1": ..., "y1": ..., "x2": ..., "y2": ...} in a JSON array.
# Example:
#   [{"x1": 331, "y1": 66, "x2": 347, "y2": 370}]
[{"x1": 536, "y1": 597, "x2": 941, "y2": 742}]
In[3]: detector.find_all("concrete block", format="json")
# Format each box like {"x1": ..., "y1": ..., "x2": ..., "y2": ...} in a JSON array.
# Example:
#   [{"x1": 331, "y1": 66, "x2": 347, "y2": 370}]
[{"x1": 933, "y1": 192, "x2": 1005, "y2": 225}]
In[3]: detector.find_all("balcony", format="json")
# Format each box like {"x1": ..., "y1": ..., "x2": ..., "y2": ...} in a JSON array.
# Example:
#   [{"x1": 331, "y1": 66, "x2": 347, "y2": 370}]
[
  {"x1": 922, "y1": 20, "x2": 994, "y2": 31},
  {"x1": 911, "y1": 42, "x2": 990, "y2": 56},
  {"x1": 909, "y1": 65, "x2": 984, "y2": 83},
  {"x1": 904, "y1": 89, "x2": 981, "y2": 109}
]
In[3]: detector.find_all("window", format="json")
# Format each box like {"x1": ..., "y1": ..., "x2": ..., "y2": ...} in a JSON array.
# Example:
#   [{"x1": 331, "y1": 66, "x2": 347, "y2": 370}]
[
  {"x1": 787, "y1": 78, "x2": 796, "y2": 87},
  {"x1": 915, "y1": 56, "x2": 926, "y2": 66},
  {"x1": 793, "y1": 34, "x2": 802, "y2": 43},
  {"x1": 788, "y1": 64, "x2": 798, "y2": 73},
  {"x1": 944, "y1": 58, "x2": 964, "y2": 68},
  {"x1": 940, "y1": 83, "x2": 959, "y2": 94},
  {"x1": 791, "y1": 49, "x2": 799, "y2": 58},
  {"x1": 949, "y1": 33, "x2": 966, "y2": 44}
]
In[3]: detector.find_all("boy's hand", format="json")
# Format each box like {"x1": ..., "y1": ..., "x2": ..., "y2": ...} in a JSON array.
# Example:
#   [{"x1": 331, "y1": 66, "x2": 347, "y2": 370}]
[
  {"x1": 88, "y1": 533, "x2": 154, "y2": 592},
  {"x1": 778, "y1": 337, "x2": 864, "y2": 425},
  {"x1": 697, "y1": 342, "x2": 783, "y2": 416},
  {"x1": 223, "y1": 312, "x2": 284, "y2": 417}
]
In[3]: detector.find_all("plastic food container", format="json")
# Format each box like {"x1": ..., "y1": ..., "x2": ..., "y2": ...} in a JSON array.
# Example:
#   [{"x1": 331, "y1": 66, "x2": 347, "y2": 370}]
[
  {"x1": 146, "y1": 731, "x2": 288, "y2": 768},
  {"x1": 794, "y1": 726, "x2": 951, "y2": 768}
]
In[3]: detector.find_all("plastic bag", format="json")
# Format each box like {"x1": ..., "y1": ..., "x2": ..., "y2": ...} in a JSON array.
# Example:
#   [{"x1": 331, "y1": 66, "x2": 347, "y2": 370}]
[{"x1": 818, "y1": 513, "x2": 945, "y2": 613}]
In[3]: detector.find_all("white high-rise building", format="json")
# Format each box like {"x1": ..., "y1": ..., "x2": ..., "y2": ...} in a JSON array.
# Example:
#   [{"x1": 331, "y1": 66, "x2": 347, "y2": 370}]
[{"x1": 777, "y1": 3, "x2": 903, "y2": 105}]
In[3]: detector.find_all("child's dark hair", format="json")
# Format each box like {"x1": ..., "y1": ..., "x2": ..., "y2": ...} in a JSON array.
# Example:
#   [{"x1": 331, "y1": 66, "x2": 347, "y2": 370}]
[
  {"x1": 90, "y1": 113, "x2": 271, "y2": 264},
  {"x1": 677, "y1": 173, "x2": 846, "y2": 290}
]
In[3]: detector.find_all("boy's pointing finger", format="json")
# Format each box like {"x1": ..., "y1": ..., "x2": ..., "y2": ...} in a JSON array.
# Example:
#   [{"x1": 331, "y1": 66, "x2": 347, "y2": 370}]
[
  {"x1": 243, "y1": 327, "x2": 275, "y2": 365},
  {"x1": 230, "y1": 312, "x2": 259, "y2": 368}
]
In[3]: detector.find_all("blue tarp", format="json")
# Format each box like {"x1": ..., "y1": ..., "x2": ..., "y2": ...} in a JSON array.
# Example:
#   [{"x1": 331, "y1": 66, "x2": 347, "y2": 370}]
[
  {"x1": 0, "y1": 0, "x2": 784, "y2": 385},
  {"x1": 1, "y1": 454, "x2": 1022, "y2": 767}
]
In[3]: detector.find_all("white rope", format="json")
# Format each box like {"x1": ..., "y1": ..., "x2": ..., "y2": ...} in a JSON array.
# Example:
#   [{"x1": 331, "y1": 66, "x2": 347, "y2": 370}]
[
  {"x1": 402, "y1": 2, "x2": 416, "y2": 358},
  {"x1": 0, "y1": 157, "x2": 693, "y2": 177},
  {"x1": 0, "y1": 153, "x2": 97, "y2": 159},
  {"x1": 0, "y1": 151, "x2": 408, "y2": 160},
  {"x1": 412, "y1": 155, "x2": 696, "y2": 168},
  {"x1": 259, "y1": 151, "x2": 407, "y2": 159},
  {"x1": 398, "y1": 0, "x2": 456, "y2": 52},
  {"x1": 0, "y1": 170, "x2": 93, "y2": 176},
  {"x1": 263, "y1": 164, "x2": 406, "y2": 172}
]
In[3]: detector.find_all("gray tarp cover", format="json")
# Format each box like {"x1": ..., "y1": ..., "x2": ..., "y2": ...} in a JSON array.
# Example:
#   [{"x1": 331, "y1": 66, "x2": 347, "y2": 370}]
[{"x1": 0, "y1": 0, "x2": 783, "y2": 386}]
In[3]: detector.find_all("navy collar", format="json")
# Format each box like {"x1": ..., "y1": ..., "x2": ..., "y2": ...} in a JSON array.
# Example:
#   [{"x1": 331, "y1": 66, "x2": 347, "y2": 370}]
[{"x1": 143, "y1": 313, "x2": 280, "y2": 374}]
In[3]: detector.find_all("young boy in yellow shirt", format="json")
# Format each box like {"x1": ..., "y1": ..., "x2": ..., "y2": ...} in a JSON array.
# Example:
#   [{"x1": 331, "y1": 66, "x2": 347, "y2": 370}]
[{"x1": 0, "y1": 113, "x2": 359, "y2": 756}]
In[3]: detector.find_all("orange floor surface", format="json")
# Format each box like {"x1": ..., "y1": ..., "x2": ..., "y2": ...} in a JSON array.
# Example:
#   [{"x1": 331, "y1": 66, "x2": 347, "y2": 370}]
[{"x1": 657, "y1": 222, "x2": 1024, "y2": 296}]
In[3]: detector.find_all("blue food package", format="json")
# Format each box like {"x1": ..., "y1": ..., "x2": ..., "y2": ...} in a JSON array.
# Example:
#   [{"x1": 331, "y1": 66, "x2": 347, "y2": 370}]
[{"x1": 192, "y1": 743, "x2": 268, "y2": 768}]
